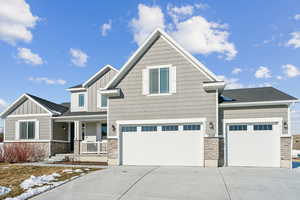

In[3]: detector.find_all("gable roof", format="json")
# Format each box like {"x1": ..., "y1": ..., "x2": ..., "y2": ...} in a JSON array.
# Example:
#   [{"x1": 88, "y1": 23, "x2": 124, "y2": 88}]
[
  {"x1": 67, "y1": 65, "x2": 118, "y2": 91},
  {"x1": 0, "y1": 93, "x2": 69, "y2": 118},
  {"x1": 220, "y1": 87, "x2": 298, "y2": 105},
  {"x1": 26, "y1": 94, "x2": 69, "y2": 114},
  {"x1": 105, "y1": 28, "x2": 220, "y2": 89}
]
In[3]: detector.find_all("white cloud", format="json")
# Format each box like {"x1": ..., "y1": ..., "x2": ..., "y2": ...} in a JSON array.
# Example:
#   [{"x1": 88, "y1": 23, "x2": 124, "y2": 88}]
[
  {"x1": 69, "y1": 48, "x2": 88, "y2": 67},
  {"x1": 130, "y1": 4, "x2": 237, "y2": 60},
  {"x1": 232, "y1": 68, "x2": 242, "y2": 75},
  {"x1": 0, "y1": 0, "x2": 39, "y2": 45},
  {"x1": 255, "y1": 66, "x2": 271, "y2": 79},
  {"x1": 294, "y1": 14, "x2": 300, "y2": 21},
  {"x1": 282, "y1": 64, "x2": 300, "y2": 78},
  {"x1": 17, "y1": 47, "x2": 43, "y2": 65},
  {"x1": 217, "y1": 75, "x2": 244, "y2": 89},
  {"x1": 101, "y1": 20, "x2": 112, "y2": 36},
  {"x1": 28, "y1": 77, "x2": 66, "y2": 85},
  {"x1": 130, "y1": 4, "x2": 165, "y2": 46},
  {"x1": 194, "y1": 3, "x2": 209, "y2": 10},
  {"x1": 0, "y1": 99, "x2": 7, "y2": 108},
  {"x1": 286, "y1": 32, "x2": 300, "y2": 48},
  {"x1": 276, "y1": 75, "x2": 283, "y2": 80},
  {"x1": 167, "y1": 4, "x2": 194, "y2": 17}
]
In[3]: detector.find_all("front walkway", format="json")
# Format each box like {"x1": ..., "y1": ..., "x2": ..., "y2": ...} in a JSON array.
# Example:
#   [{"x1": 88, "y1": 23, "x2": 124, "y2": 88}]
[{"x1": 33, "y1": 166, "x2": 300, "y2": 200}]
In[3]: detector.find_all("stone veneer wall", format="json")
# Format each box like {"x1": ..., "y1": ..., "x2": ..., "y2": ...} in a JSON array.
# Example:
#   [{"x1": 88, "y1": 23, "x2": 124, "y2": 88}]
[
  {"x1": 107, "y1": 139, "x2": 118, "y2": 165},
  {"x1": 50, "y1": 142, "x2": 70, "y2": 156},
  {"x1": 204, "y1": 137, "x2": 223, "y2": 167},
  {"x1": 280, "y1": 137, "x2": 291, "y2": 168}
]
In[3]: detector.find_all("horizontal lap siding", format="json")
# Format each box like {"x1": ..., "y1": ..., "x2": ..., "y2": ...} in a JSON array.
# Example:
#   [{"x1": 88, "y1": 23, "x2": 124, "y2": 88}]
[
  {"x1": 4, "y1": 116, "x2": 51, "y2": 140},
  {"x1": 109, "y1": 36, "x2": 217, "y2": 137},
  {"x1": 88, "y1": 69, "x2": 118, "y2": 112},
  {"x1": 220, "y1": 105, "x2": 288, "y2": 135},
  {"x1": 10, "y1": 99, "x2": 47, "y2": 115}
]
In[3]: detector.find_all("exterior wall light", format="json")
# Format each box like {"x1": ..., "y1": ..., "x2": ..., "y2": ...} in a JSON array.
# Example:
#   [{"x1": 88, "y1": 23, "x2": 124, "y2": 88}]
[
  {"x1": 283, "y1": 122, "x2": 288, "y2": 130},
  {"x1": 112, "y1": 124, "x2": 116, "y2": 132},
  {"x1": 209, "y1": 122, "x2": 214, "y2": 130}
]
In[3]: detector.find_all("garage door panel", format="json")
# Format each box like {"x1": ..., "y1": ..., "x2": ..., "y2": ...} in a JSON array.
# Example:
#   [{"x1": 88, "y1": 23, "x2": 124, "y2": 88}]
[
  {"x1": 227, "y1": 124, "x2": 280, "y2": 167},
  {"x1": 122, "y1": 132, "x2": 203, "y2": 166}
]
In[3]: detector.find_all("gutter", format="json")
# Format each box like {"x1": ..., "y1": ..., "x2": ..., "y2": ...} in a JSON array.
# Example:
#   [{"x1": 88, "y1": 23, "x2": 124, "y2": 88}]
[{"x1": 219, "y1": 99, "x2": 300, "y2": 108}]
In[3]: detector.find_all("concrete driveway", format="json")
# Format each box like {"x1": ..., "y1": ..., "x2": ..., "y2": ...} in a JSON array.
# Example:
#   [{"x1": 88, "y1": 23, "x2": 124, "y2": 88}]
[{"x1": 34, "y1": 166, "x2": 300, "y2": 200}]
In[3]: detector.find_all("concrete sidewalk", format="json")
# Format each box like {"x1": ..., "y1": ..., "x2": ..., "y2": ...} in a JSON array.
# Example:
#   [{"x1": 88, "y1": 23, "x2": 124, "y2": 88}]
[{"x1": 33, "y1": 166, "x2": 300, "y2": 200}]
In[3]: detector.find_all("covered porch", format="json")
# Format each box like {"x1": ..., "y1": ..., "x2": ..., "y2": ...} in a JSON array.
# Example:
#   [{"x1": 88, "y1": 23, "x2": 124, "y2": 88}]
[{"x1": 53, "y1": 114, "x2": 108, "y2": 156}]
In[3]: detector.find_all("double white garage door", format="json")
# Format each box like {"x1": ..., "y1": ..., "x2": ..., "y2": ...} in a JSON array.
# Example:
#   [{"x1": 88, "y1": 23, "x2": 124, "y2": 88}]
[
  {"x1": 121, "y1": 123, "x2": 204, "y2": 166},
  {"x1": 119, "y1": 119, "x2": 282, "y2": 167}
]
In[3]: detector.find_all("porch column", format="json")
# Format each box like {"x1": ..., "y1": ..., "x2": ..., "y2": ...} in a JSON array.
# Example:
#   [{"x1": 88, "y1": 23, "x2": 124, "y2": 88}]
[{"x1": 74, "y1": 121, "x2": 82, "y2": 155}]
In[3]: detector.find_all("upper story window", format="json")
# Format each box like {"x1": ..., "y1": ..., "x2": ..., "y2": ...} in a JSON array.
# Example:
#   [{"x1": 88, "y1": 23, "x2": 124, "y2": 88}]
[
  {"x1": 142, "y1": 65, "x2": 176, "y2": 96},
  {"x1": 101, "y1": 95, "x2": 107, "y2": 108},
  {"x1": 78, "y1": 94, "x2": 85, "y2": 107},
  {"x1": 97, "y1": 91, "x2": 108, "y2": 109},
  {"x1": 149, "y1": 67, "x2": 169, "y2": 94}
]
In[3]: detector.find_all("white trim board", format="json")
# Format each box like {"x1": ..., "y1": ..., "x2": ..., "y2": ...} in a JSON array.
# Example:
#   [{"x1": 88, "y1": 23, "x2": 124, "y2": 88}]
[
  {"x1": 7, "y1": 114, "x2": 51, "y2": 118},
  {"x1": 116, "y1": 118, "x2": 207, "y2": 125},
  {"x1": 219, "y1": 100, "x2": 299, "y2": 107},
  {"x1": 104, "y1": 28, "x2": 219, "y2": 90}
]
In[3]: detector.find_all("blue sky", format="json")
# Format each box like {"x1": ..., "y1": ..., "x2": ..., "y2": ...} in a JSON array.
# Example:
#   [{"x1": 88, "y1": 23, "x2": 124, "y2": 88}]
[{"x1": 0, "y1": 0, "x2": 300, "y2": 128}]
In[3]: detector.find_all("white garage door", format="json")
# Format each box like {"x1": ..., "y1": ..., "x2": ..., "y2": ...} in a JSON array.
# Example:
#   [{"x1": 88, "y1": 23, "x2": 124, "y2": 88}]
[
  {"x1": 121, "y1": 124, "x2": 204, "y2": 166},
  {"x1": 227, "y1": 122, "x2": 281, "y2": 167}
]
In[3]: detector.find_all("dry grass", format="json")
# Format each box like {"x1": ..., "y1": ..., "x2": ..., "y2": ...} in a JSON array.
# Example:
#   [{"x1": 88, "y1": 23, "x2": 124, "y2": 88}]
[{"x1": 0, "y1": 164, "x2": 99, "y2": 199}]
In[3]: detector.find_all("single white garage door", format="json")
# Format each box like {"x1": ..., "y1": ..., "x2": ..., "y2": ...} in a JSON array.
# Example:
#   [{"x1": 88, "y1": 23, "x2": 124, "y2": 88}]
[
  {"x1": 227, "y1": 122, "x2": 281, "y2": 167},
  {"x1": 121, "y1": 124, "x2": 204, "y2": 166}
]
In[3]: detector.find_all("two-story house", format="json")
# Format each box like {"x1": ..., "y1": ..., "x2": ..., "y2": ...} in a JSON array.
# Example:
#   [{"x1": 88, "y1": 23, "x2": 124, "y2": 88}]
[{"x1": 1, "y1": 29, "x2": 299, "y2": 168}]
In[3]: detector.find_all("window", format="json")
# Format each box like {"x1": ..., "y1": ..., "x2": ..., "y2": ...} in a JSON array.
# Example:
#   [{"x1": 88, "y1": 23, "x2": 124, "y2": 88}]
[
  {"x1": 121, "y1": 126, "x2": 137, "y2": 132},
  {"x1": 142, "y1": 126, "x2": 157, "y2": 132},
  {"x1": 101, "y1": 95, "x2": 107, "y2": 108},
  {"x1": 183, "y1": 124, "x2": 201, "y2": 131},
  {"x1": 19, "y1": 121, "x2": 35, "y2": 139},
  {"x1": 101, "y1": 123, "x2": 107, "y2": 139},
  {"x1": 78, "y1": 94, "x2": 85, "y2": 107},
  {"x1": 229, "y1": 125, "x2": 247, "y2": 131},
  {"x1": 162, "y1": 125, "x2": 178, "y2": 131},
  {"x1": 149, "y1": 67, "x2": 169, "y2": 94},
  {"x1": 254, "y1": 124, "x2": 273, "y2": 131}
]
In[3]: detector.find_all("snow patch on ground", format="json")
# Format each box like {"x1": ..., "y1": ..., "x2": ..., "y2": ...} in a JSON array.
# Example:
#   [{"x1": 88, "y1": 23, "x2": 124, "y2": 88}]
[
  {"x1": 62, "y1": 168, "x2": 86, "y2": 173},
  {"x1": 20, "y1": 173, "x2": 61, "y2": 190},
  {"x1": 6, "y1": 181, "x2": 65, "y2": 200},
  {"x1": 0, "y1": 186, "x2": 11, "y2": 196},
  {"x1": 5, "y1": 169, "x2": 91, "y2": 200}
]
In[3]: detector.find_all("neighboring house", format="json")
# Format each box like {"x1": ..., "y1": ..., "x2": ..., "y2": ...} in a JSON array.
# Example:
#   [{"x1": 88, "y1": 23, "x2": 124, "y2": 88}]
[
  {"x1": 0, "y1": 29, "x2": 299, "y2": 168},
  {"x1": 293, "y1": 135, "x2": 300, "y2": 150}
]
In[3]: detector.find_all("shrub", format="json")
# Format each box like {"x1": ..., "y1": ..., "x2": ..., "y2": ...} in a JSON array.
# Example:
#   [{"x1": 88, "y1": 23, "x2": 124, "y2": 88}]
[
  {"x1": 0, "y1": 133, "x2": 3, "y2": 143},
  {"x1": 0, "y1": 143, "x2": 46, "y2": 163}
]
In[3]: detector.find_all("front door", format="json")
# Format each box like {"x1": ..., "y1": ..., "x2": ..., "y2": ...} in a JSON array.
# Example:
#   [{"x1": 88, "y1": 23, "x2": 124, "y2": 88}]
[{"x1": 70, "y1": 122, "x2": 75, "y2": 152}]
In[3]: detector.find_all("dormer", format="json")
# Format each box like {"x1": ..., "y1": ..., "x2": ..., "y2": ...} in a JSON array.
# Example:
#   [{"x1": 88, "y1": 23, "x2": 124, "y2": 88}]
[{"x1": 67, "y1": 65, "x2": 118, "y2": 112}]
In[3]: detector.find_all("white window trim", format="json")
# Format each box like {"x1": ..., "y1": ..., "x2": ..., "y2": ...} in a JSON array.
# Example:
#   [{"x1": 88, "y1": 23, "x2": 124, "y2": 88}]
[
  {"x1": 97, "y1": 89, "x2": 108, "y2": 109},
  {"x1": 147, "y1": 65, "x2": 172, "y2": 96},
  {"x1": 78, "y1": 93, "x2": 85, "y2": 108},
  {"x1": 71, "y1": 91, "x2": 88, "y2": 112},
  {"x1": 16, "y1": 119, "x2": 39, "y2": 140}
]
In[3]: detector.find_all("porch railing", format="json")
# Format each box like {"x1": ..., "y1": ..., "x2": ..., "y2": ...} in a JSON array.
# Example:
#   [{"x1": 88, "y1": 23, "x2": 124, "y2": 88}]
[{"x1": 80, "y1": 140, "x2": 108, "y2": 154}]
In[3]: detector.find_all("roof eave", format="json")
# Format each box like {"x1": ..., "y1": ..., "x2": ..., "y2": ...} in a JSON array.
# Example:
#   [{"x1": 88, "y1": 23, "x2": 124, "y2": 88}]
[{"x1": 219, "y1": 99, "x2": 300, "y2": 108}]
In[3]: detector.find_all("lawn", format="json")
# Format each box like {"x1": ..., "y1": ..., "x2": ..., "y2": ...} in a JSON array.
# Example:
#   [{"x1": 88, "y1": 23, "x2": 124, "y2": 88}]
[{"x1": 0, "y1": 164, "x2": 100, "y2": 199}]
